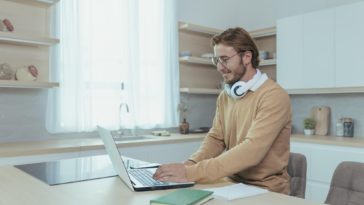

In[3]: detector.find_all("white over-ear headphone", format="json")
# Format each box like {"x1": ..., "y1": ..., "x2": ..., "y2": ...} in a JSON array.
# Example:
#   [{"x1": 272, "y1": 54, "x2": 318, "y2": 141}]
[{"x1": 224, "y1": 69, "x2": 262, "y2": 99}]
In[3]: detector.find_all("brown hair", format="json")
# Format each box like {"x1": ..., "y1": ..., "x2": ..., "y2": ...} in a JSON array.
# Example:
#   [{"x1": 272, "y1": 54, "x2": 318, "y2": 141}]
[{"x1": 211, "y1": 27, "x2": 260, "y2": 68}]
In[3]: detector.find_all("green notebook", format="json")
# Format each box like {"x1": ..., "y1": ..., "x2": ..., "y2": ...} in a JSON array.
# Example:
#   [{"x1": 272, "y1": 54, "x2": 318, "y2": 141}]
[{"x1": 150, "y1": 189, "x2": 214, "y2": 205}]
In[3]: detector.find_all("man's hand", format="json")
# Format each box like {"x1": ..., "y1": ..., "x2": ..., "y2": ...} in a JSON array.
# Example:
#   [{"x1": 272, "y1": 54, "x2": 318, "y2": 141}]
[
  {"x1": 183, "y1": 160, "x2": 196, "y2": 166},
  {"x1": 153, "y1": 163, "x2": 189, "y2": 183}
]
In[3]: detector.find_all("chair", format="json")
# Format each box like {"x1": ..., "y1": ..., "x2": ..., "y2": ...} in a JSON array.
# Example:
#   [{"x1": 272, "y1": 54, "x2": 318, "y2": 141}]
[
  {"x1": 325, "y1": 161, "x2": 364, "y2": 205},
  {"x1": 288, "y1": 152, "x2": 307, "y2": 198}
]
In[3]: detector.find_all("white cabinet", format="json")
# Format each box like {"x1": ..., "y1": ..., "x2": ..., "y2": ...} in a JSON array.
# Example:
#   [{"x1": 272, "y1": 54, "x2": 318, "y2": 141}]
[
  {"x1": 277, "y1": 8, "x2": 335, "y2": 89},
  {"x1": 0, "y1": 0, "x2": 59, "y2": 88},
  {"x1": 291, "y1": 141, "x2": 364, "y2": 203},
  {"x1": 278, "y1": 2, "x2": 364, "y2": 92},
  {"x1": 277, "y1": 15, "x2": 303, "y2": 89},
  {"x1": 302, "y1": 9, "x2": 335, "y2": 89},
  {"x1": 335, "y1": 2, "x2": 364, "y2": 87}
]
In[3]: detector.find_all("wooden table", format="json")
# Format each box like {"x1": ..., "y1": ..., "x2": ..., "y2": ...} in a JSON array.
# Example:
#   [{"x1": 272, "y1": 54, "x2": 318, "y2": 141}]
[{"x1": 0, "y1": 166, "x2": 323, "y2": 205}]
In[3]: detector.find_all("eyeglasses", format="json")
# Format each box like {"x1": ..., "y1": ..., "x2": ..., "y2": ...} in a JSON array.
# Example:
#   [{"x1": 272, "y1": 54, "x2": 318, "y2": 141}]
[{"x1": 211, "y1": 52, "x2": 243, "y2": 67}]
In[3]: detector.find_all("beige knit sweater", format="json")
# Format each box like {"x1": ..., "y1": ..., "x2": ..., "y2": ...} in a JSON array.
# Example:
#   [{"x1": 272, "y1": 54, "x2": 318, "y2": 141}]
[{"x1": 185, "y1": 79, "x2": 292, "y2": 194}]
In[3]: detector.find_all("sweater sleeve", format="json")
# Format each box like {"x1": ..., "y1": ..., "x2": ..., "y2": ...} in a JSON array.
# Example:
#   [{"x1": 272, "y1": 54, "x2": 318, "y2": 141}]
[
  {"x1": 185, "y1": 88, "x2": 291, "y2": 182},
  {"x1": 188, "y1": 94, "x2": 226, "y2": 163}
]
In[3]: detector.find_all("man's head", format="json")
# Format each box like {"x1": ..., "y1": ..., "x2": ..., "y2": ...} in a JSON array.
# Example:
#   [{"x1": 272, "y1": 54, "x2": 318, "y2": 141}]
[{"x1": 211, "y1": 27, "x2": 259, "y2": 84}]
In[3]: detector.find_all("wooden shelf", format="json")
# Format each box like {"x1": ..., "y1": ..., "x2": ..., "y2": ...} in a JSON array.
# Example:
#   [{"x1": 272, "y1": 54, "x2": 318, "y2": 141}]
[
  {"x1": 0, "y1": 31, "x2": 59, "y2": 47},
  {"x1": 179, "y1": 56, "x2": 213, "y2": 66},
  {"x1": 180, "y1": 57, "x2": 276, "y2": 67},
  {"x1": 179, "y1": 22, "x2": 276, "y2": 39},
  {"x1": 286, "y1": 86, "x2": 364, "y2": 95},
  {"x1": 179, "y1": 23, "x2": 221, "y2": 36},
  {"x1": 260, "y1": 59, "x2": 276, "y2": 66},
  {"x1": 180, "y1": 88, "x2": 221, "y2": 95},
  {"x1": 5, "y1": 0, "x2": 59, "y2": 6},
  {"x1": 0, "y1": 80, "x2": 59, "y2": 88},
  {"x1": 250, "y1": 27, "x2": 276, "y2": 39}
]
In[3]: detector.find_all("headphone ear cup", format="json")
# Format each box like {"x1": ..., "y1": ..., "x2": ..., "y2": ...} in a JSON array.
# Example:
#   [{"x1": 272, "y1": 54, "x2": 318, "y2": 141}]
[{"x1": 231, "y1": 81, "x2": 248, "y2": 98}]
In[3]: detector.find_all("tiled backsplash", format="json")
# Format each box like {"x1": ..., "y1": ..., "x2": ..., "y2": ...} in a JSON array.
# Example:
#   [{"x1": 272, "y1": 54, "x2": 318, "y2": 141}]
[{"x1": 291, "y1": 93, "x2": 364, "y2": 138}]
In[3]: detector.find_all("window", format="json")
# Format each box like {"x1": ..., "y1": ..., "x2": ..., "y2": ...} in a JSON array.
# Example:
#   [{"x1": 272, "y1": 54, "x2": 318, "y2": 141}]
[{"x1": 47, "y1": 0, "x2": 179, "y2": 133}]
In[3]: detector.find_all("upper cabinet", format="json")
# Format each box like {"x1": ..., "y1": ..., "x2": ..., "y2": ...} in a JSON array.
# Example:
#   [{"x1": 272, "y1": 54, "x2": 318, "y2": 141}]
[
  {"x1": 0, "y1": 0, "x2": 59, "y2": 88},
  {"x1": 277, "y1": 15, "x2": 303, "y2": 89},
  {"x1": 277, "y1": 1, "x2": 364, "y2": 93},
  {"x1": 335, "y1": 2, "x2": 364, "y2": 87},
  {"x1": 277, "y1": 8, "x2": 335, "y2": 90},
  {"x1": 302, "y1": 9, "x2": 335, "y2": 89},
  {"x1": 178, "y1": 22, "x2": 277, "y2": 95}
]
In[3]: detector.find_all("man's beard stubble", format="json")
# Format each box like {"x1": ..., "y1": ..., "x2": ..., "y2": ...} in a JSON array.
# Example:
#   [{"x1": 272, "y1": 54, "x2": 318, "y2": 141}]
[{"x1": 226, "y1": 63, "x2": 247, "y2": 86}]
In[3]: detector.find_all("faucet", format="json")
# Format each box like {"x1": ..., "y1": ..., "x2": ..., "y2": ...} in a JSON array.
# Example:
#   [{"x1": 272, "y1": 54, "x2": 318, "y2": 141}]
[{"x1": 117, "y1": 103, "x2": 130, "y2": 138}]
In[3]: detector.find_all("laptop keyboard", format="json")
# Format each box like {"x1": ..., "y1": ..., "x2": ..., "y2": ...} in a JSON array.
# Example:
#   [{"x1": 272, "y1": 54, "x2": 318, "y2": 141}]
[{"x1": 129, "y1": 168, "x2": 168, "y2": 186}]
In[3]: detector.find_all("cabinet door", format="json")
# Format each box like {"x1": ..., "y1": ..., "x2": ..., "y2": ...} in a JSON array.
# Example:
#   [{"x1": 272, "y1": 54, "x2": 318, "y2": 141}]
[
  {"x1": 291, "y1": 141, "x2": 364, "y2": 203},
  {"x1": 335, "y1": 2, "x2": 364, "y2": 87},
  {"x1": 302, "y1": 9, "x2": 335, "y2": 88},
  {"x1": 277, "y1": 15, "x2": 304, "y2": 89}
]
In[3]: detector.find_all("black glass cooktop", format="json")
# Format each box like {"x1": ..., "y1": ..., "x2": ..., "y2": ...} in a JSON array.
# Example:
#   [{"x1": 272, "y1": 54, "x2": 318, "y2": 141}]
[{"x1": 15, "y1": 155, "x2": 117, "y2": 185}]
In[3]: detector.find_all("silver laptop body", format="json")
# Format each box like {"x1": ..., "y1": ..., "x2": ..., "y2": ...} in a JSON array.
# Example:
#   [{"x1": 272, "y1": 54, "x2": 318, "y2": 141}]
[{"x1": 97, "y1": 126, "x2": 194, "y2": 191}]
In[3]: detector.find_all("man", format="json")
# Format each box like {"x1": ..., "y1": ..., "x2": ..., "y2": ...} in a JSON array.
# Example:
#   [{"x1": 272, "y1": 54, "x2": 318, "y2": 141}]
[{"x1": 153, "y1": 27, "x2": 291, "y2": 194}]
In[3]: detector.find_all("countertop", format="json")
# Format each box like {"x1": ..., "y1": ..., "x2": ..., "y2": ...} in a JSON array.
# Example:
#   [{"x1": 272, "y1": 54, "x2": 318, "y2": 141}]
[
  {"x1": 0, "y1": 133, "x2": 364, "y2": 159},
  {"x1": 0, "y1": 166, "x2": 321, "y2": 205},
  {"x1": 0, "y1": 133, "x2": 206, "y2": 158},
  {"x1": 291, "y1": 134, "x2": 364, "y2": 148}
]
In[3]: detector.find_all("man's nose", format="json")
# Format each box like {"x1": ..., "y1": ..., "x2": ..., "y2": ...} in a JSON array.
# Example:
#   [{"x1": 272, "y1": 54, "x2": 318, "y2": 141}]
[{"x1": 216, "y1": 63, "x2": 226, "y2": 72}]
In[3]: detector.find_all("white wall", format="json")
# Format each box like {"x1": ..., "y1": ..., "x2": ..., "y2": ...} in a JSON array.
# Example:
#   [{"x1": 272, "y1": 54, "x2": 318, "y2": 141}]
[{"x1": 177, "y1": 0, "x2": 364, "y2": 30}]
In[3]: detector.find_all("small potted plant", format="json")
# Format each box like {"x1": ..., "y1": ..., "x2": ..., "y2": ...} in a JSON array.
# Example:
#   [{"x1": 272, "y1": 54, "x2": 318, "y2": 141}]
[{"x1": 303, "y1": 118, "x2": 316, "y2": 136}]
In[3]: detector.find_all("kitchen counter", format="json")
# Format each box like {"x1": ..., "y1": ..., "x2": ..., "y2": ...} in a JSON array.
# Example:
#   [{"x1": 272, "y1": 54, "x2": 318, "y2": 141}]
[
  {"x1": 291, "y1": 134, "x2": 364, "y2": 148},
  {"x1": 0, "y1": 133, "x2": 205, "y2": 158},
  {"x1": 1, "y1": 133, "x2": 364, "y2": 159}
]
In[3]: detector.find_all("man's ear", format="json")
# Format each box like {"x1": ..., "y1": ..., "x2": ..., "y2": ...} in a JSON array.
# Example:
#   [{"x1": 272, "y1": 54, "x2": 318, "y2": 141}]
[{"x1": 242, "y1": 51, "x2": 252, "y2": 66}]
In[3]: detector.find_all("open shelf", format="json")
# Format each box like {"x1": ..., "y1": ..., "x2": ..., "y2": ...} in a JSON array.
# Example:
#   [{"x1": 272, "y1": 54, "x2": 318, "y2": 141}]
[
  {"x1": 260, "y1": 59, "x2": 276, "y2": 66},
  {"x1": 5, "y1": 0, "x2": 59, "y2": 6},
  {"x1": 286, "y1": 86, "x2": 364, "y2": 95},
  {"x1": 250, "y1": 27, "x2": 276, "y2": 39},
  {"x1": 0, "y1": 31, "x2": 59, "y2": 47},
  {"x1": 180, "y1": 57, "x2": 276, "y2": 67},
  {"x1": 0, "y1": 80, "x2": 59, "y2": 88},
  {"x1": 179, "y1": 56, "x2": 213, "y2": 66},
  {"x1": 179, "y1": 23, "x2": 221, "y2": 36},
  {"x1": 180, "y1": 87, "x2": 221, "y2": 95}
]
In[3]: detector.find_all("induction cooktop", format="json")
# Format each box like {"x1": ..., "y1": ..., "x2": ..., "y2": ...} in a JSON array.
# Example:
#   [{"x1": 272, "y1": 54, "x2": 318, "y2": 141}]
[{"x1": 15, "y1": 155, "x2": 118, "y2": 185}]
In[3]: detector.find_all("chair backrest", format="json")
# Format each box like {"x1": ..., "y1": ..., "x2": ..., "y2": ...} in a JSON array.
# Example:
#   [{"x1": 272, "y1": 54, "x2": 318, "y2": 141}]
[
  {"x1": 288, "y1": 152, "x2": 307, "y2": 198},
  {"x1": 325, "y1": 161, "x2": 364, "y2": 205}
]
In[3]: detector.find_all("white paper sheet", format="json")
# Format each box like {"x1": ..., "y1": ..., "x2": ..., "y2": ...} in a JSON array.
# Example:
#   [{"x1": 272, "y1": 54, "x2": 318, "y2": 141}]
[{"x1": 205, "y1": 183, "x2": 269, "y2": 201}]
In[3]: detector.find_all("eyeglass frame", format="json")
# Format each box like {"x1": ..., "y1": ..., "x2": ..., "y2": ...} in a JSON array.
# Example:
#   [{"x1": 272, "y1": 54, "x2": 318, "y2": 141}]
[{"x1": 211, "y1": 51, "x2": 249, "y2": 67}]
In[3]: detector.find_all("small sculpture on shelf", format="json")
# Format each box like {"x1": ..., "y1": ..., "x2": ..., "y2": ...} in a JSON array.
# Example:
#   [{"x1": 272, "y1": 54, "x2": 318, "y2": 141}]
[
  {"x1": 0, "y1": 63, "x2": 14, "y2": 80},
  {"x1": 0, "y1": 18, "x2": 14, "y2": 32},
  {"x1": 15, "y1": 65, "x2": 39, "y2": 81},
  {"x1": 177, "y1": 102, "x2": 190, "y2": 134},
  {"x1": 303, "y1": 117, "x2": 316, "y2": 136}
]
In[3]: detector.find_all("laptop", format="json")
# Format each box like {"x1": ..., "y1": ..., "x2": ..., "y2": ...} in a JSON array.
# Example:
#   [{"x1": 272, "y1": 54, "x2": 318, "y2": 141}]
[{"x1": 97, "y1": 126, "x2": 195, "y2": 191}]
